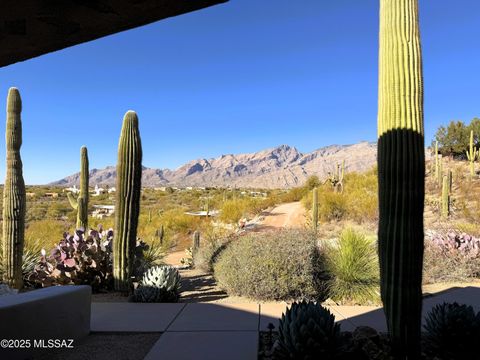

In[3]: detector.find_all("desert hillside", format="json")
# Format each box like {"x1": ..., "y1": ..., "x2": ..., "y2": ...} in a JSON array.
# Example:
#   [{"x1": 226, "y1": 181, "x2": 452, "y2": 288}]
[{"x1": 51, "y1": 142, "x2": 377, "y2": 189}]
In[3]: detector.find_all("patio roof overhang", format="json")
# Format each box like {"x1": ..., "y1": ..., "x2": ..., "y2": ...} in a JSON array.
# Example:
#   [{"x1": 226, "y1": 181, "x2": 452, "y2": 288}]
[{"x1": 0, "y1": 0, "x2": 228, "y2": 68}]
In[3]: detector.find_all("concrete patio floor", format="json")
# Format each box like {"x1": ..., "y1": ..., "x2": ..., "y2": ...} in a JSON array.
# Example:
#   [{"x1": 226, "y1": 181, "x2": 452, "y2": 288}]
[{"x1": 88, "y1": 286, "x2": 480, "y2": 360}]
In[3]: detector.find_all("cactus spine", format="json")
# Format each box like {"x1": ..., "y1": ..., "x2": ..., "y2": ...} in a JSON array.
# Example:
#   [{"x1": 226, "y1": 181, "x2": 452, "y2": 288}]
[
  {"x1": 113, "y1": 111, "x2": 142, "y2": 292},
  {"x1": 378, "y1": 1, "x2": 424, "y2": 357},
  {"x1": 67, "y1": 146, "x2": 89, "y2": 230},
  {"x1": 441, "y1": 175, "x2": 450, "y2": 218},
  {"x1": 466, "y1": 129, "x2": 477, "y2": 178},
  {"x1": 312, "y1": 187, "x2": 318, "y2": 233},
  {"x1": 2, "y1": 88, "x2": 26, "y2": 289}
]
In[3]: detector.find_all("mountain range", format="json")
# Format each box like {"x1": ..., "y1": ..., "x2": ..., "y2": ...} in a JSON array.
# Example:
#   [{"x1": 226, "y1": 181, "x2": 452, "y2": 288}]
[{"x1": 51, "y1": 142, "x2": 377, "y2": 189}]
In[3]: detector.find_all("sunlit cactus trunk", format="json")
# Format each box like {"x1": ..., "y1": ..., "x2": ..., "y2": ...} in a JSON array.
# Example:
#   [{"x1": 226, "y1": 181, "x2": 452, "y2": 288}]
[
  {"x1": 68, "y1": 146, "x2": 89, "y2": 230},
  {"x1": 113, "y1": 111, "x2": 142, "y2": 292},
  {"x1": 2, "y1": 88, "x2": 26, "y2": 289},
  {"x1": 312, "y1": 187, "x2": 318, "y2": 232},
  {"x1": 377, "y1": 0, "x2": 424, "y2": 358},
  {"x1": 466, "y1": 130, "x2": 477, "y2": 178},
  {"x1": 441, "y1": 175, "x2": 450, "y2": 218}
]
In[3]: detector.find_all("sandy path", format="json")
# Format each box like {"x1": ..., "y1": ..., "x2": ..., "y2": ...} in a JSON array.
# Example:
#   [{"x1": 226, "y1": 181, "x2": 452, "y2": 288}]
[{"x1": 259, "y1": 201, "x2": 306, "y2": 229}]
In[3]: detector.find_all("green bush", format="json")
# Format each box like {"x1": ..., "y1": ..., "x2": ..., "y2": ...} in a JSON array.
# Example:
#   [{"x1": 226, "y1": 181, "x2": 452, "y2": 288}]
[
  {"x1": 302, "y1": 169, "x2": 377, "y2": 223},
  {"x1": 193, "y1": 227, "x2": 232, "y2": 272},
  {"x1": 213, "y1": 229, "x2": 328, "y2": 301},
  {"x1": 325, "y1": 228, "x2": 380, "y2": 305}
]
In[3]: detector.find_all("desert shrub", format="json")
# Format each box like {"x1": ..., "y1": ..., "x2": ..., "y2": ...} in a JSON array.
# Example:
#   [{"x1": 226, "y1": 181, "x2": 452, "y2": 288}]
[
  {"x1": 423, "y1": 230, "x2": 480, "y2": 283},
  {"x1": 25, "y1": 219, "x2": 71, "y2": 250},
  {"x1": 192, "y1": 227, "x2": 232, "y2": 272},
  {"x1": 221, "y1": 199, "x2": 246, "y2": 224},
  {"x1": 302, "y1": 169, "x2": 377, "y2": 223},
  {"x1": 219, "y1": 199, "x2": 251, "y2": 224},
  {"x1": 159, "y1": 208, "x2": 201, "y2": 234},
  {"x1": 423, "y1": 302, "x2": 480, "y2": 359},
  {"x1": 213, "y1": 229, "x2": 328, "y2": 301},
  {"x1": 325, "y1": 228, "x2": 380, "y2": 305},
  {"x1": 343, "y1": 171, "x2": 378, "y2": 222},
  {"x1": 318, "y1": 191, "x2": 348, "y2": 222}
]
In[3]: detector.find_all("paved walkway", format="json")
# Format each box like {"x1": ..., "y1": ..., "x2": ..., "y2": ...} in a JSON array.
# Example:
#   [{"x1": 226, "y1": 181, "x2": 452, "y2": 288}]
[{"x1": 90, "y1": 286, "x2": 480, "y2": 360}]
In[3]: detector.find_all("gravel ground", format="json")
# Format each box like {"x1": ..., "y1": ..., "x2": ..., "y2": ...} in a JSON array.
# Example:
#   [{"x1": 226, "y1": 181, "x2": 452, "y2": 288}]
[{"x1": 32, "y1": 332, "x2": 161, "y2": 360}]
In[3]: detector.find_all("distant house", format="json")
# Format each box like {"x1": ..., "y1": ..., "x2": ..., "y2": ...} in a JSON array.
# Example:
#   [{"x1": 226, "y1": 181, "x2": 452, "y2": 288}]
[
  {"x1": 26, "y1": 192, "x2": 35, "y2": 198},
  {"x1": 92, "y1": 205, "x2": 114, "y2": 219},
  {"x1": 91, "y1": 184, "x2": 106, "y2": 197},
  {"x1": 44, "y1": 192, "x2": 59, "y2": 198},
  {"x1": 107, "y1": 187, "x2": 116, "y2": 194}
]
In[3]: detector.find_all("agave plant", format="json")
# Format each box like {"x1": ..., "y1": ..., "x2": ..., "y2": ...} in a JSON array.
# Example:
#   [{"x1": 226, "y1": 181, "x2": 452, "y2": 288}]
[
  {"x1": 423, "y1": 302, "x2": 480, "y2": 359},
  {"x1": 132, "y1": 285, "x2": 179, "y2": 303},
  {"x1": 132, "y1": 265, "x2": 181, "y2": 303},
  {"x1": 273, "y1": 301, "x2": 341, "y2": 359},
  {"x1": 142, "y1": 265, "x2": 181, "y2": 292}
]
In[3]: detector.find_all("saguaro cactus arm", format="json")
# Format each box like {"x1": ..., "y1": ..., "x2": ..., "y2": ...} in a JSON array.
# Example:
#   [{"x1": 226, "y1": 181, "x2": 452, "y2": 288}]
[
  {"x1": 67, "y1": 192, "x2": 78, "y2": 209},
  {"x1": 2, "y1": 87, "x2": 26, "y2": 289},
  {"x1": 113, "y1": 110, "x2": 143, "y2": 292},
  {"x1": 378, "y1": 0, "x2": 424, "y2": 358}
]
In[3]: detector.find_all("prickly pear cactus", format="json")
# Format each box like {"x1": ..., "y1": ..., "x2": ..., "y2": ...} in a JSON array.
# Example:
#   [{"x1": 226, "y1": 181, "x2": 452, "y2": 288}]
[{"x1": 2, "y1": 88, "x2": 26, "y2": 289}]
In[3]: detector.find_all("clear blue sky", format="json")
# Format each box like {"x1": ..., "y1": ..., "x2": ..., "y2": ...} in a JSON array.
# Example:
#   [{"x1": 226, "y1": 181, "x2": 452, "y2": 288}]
[{"x1": 0, "y1": 0, "x2": 478, "y2": 184}]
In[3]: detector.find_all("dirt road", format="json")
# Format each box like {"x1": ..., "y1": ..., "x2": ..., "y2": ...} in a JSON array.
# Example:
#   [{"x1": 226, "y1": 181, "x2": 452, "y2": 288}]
[{"x1": 258, "y1": 201, "x2": 306, "y2": 229}]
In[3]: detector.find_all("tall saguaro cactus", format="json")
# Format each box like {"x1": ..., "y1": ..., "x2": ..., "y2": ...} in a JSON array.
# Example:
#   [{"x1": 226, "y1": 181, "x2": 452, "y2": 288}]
[
  {"x1": 113, "y1": 111, "x2": 142, "y2": 292},
  {"x1": 312, "y1": 187, "x2": 318, "y2": 233},
  {"x1": 2, "y1": 88, "x2": 26, "y2": 289},
  {"x1": 67, "y1": 146, "x2": 89, "y2": 230},
  {"x1": 377, "y1": 1, "x2": 424, "y2": 358},
  {"x1": 441, "y1": 175, "x2": 450, "y2": 218},
  {"x1": 466, "y1": 130, "x2": 477, "y2": 178}
]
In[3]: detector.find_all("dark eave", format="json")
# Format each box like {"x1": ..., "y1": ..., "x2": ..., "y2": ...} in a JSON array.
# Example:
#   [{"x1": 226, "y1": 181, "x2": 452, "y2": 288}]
[{"x1": 0, "y1": 0, "x2": 228, "y2": 68}]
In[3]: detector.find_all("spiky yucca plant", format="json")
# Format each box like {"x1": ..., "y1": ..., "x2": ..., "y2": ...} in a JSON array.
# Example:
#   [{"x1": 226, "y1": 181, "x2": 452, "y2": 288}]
[
  {"x1": 274, "y1": 301, "x2": 340, "y2": 359},
  {"x1": 377, "y1": 0, "x2": 425, "y2": 357},
  {"x1": 423, "y1": 302, "x2": 480, "y2": 360},
  {"x1": 326, "y1": 228, "x2": 380, "y2": 305}
]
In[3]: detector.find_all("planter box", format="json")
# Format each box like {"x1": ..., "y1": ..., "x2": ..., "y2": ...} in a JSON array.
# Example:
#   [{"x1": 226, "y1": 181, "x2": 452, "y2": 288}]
[{"x1": 0, "y1": 285, "x2": 91, "y2": 359}]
